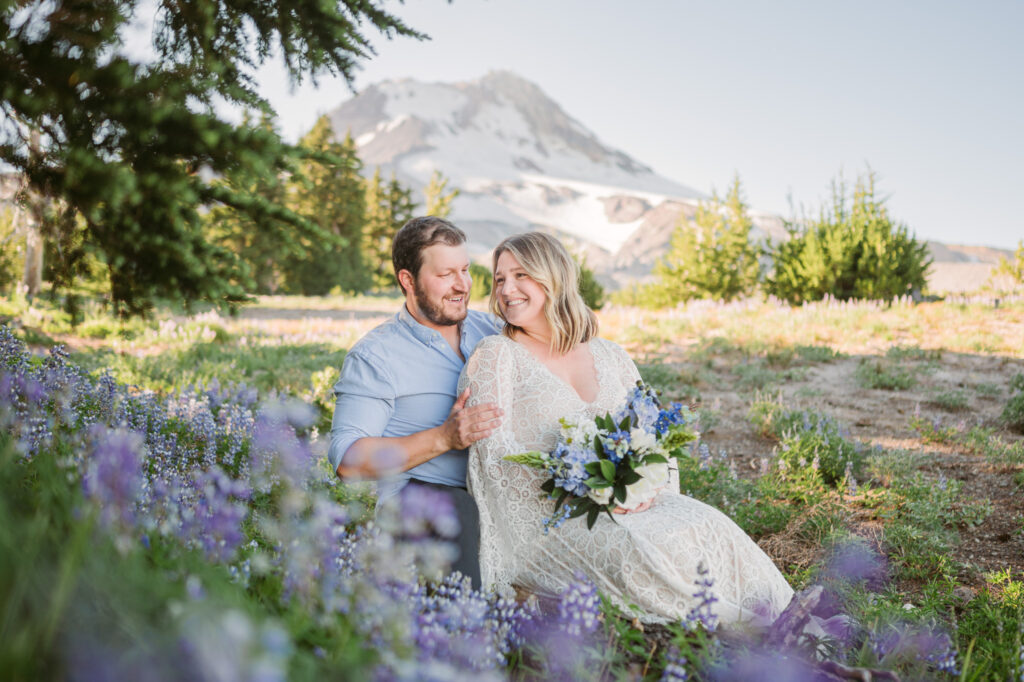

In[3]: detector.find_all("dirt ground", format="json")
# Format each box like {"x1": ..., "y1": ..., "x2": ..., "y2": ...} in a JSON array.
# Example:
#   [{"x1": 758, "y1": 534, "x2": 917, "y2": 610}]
[{"x1": 645, "y1": 344, "x2": 1024, "y2": 587}]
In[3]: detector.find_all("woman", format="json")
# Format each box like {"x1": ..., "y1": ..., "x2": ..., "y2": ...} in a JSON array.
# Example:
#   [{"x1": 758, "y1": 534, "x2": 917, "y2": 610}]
[{"x1": 459, "y1": 232, "x2": 793, "y2": 625}]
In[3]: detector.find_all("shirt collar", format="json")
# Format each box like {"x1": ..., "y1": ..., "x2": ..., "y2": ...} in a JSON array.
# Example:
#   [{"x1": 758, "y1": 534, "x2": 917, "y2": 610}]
[{"x1": 398, "y1": 304, "x2": 463, "y2": 347}]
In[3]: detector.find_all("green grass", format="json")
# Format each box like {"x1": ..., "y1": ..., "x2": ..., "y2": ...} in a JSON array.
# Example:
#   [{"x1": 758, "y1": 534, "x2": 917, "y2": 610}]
[
  {"x1": 855, "y1": 358, "x2": 917, "y2": 390},
  {"x1": 5, "y1": 292, "x2": 1024, "y2": 680},
  {"x1": 930, "y1": 388, "x2": 970, "y2": 411}
]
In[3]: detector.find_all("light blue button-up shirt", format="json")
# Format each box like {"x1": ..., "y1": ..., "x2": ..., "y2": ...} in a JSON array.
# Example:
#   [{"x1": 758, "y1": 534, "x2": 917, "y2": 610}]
[{"x1": 329, "y1": 305, "x2": 500, "y2": 500}]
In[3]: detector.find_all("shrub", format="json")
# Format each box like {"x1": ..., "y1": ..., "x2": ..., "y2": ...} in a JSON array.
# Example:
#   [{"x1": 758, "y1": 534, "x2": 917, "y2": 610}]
[
  {"x1": 469, "y1": 263, "x2": 492, "y2": 301},
  {"x1": 647, "y1": 175, "x2": 762, "y2": 305},
  {"x1": 988, "y1": 239, "x2": 1023, "y2": 290},
  {"x1": 576, "y1": 254, "x2": 606, "y2": 310},
  {"x1": 1002, "y1": 372, "x2": 1024, "y2": 432},
  {"x1": 929, "y1": 389, "x2": 968, "y2": 411},
  {"x1": 855, "y1": 359, "x2": 916, "y2": 390},
  {"x1": 749, "y1": 398, "x2": 865, "y2": 486},
  {"x1": 765, "y1": 171, "x2": 931, "y2": 304}
]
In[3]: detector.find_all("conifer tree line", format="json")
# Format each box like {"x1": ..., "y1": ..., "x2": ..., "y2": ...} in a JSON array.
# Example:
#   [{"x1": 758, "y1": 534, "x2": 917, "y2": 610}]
[
  {"x1": 206, "y1": 114, "x2": 447, "y2": 296},
  {"x1": 636, "y1": 170, "x2": 935, "y2": 307},
  {"x1": 0, "y1": 0, "x2": 428, "y2": 315}
]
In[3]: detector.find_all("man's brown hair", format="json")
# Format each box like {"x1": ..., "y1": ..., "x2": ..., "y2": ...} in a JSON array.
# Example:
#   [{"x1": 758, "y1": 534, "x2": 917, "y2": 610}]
[{"x1": 391, "y1": 216, "x2": 467, "y2": 293}]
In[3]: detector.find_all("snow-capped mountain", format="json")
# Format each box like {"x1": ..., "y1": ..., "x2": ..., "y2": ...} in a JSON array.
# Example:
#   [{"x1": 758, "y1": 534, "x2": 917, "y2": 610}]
[{"x1": 327, "y1": 71, "x2": 785, "y2": 286}]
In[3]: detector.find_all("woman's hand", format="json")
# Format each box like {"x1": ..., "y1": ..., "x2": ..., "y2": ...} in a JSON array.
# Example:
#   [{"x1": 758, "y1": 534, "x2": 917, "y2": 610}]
[{"x1": 612, "y1": 499, "x2": 653, "y2": 514}]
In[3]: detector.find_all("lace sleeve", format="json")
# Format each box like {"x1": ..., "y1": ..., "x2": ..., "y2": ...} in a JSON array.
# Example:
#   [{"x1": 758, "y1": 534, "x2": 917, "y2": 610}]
[
  {"x1": 459, "y1": 337, "x2": 527, "y2": 592},
  {"x1": 600, "y1": 339, "x2": 680, "y2": 493}
]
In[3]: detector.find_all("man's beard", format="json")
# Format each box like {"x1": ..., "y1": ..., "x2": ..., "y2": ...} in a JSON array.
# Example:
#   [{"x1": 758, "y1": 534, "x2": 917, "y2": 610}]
[{"x1": 413, "y1": 281, "x2": 467, "y2": 327}]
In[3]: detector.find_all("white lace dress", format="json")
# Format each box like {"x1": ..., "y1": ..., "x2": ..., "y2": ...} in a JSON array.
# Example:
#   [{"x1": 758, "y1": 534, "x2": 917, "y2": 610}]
[{"x1": 460, "y1": 335, "x2": 794, "y2": 625}]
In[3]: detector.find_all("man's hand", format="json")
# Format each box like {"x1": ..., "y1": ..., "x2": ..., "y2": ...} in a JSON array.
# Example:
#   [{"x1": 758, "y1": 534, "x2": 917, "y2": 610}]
[{"x1": 438, "y1": 388, "x2": 503, "y2": 450}]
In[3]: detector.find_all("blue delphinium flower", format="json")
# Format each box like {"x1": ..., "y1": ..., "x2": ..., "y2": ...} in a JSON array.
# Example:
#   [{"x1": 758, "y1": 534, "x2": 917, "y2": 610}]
[
  {"x1": 601, "y1": 429, "x2": 631, "y2": 464},
  {"x1": 551, "y1": 441, "x2": 596, "y2": 497}
]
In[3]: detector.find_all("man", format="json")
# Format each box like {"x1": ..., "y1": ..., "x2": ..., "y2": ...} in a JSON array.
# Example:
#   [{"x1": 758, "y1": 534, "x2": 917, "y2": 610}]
[{"x1": 329, "y1": 216, "x2": 503, "y2": 587}]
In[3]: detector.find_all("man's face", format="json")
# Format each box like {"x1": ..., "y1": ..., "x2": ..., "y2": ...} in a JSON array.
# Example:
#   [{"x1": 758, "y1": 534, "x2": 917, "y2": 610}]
[{"x1": 406, "y1": 243, "x2": 471, "y2": 327}]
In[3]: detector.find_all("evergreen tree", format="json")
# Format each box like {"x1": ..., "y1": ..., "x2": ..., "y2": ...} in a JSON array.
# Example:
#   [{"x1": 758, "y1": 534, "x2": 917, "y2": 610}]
[
  {"x1": 766, "y1": 172, "x2": 931, "y2": 304},
  {"x1": 283, "y1": 119, "x2": 368, "y2": 295},
  {"x1": 424, "y1": 170, "x2": 459, "y2": 218},
  {"x1": 469, "y1": 263, "x2": 493, "y2": 301},
  {"x1": 363, "y1": 169, "x2": 416, "y2": 288},
  {"x1": 650, "y1": 175, "x2": 762, "y2": 305},
  {"x1": 202, "y1": 115, "x2": 323, "y2": 295},
  {"x1": 992, "y1": 240, "x2": 1024, "y2": 287},
  {"x1": 575, "y1": 254, "x2": 606, "y2": 310},
  {"x1": 0, "y1": 1, "x2": 423, "y2": 315}
]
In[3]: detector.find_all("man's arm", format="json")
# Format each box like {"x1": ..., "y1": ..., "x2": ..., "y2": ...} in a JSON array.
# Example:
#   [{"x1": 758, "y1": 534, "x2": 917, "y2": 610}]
[{"x1": 335, "y1": 387, "x2": 502, "y2": 480}]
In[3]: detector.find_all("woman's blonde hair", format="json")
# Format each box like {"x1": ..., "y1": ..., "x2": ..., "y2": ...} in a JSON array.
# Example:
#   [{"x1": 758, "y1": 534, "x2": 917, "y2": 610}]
[{"x1": 489, "y1": 232, "x2": 598, "y2": 354}]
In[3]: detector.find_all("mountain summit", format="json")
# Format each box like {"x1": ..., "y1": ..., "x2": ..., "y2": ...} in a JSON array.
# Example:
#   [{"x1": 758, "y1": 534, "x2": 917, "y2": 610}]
[{"x1": 328, "y1": 71, "x2": 738, "y2": 283}]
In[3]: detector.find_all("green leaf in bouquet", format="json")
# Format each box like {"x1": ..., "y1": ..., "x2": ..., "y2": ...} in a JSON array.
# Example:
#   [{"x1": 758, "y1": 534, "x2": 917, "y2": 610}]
[
  {"x1": 621, "y1": 470, "x2": 642, "y2": 485},
  {"x1": 599, "y1": 459, "x2": 616, "y2": 482},
  {"x1": 585, "y1": 476, "x2": 611, "y2": 489},
  {"x1": 614, "y1": 482, "x2": 626, "y2": 503},
  {"x1": 586, "y1": 505, "x2": 600, "y2": 529},
  {"x1": 555, "y1": 487, "x2": 571, "y2": 510},
  {"x1": 618, "y1": 415, "x2": 632, "y2": 432},
  {"x1": 503, "y1": 451, "x2": 549, "y2": 468},
  {"x1": 593, "y1": 435, "x2": 605, "y2": 457},
  {"x1": 568, "y1": 498, "x2": 591, "y2": 519},
  {"x1": 585, "y1": 461, "x2": 603, "y2": 476},
  {"x1": 540, "y1": 479, "x2": 555, "y2": 494},
  {"x1": 642, "y1": 454, "x2": 668, "y2": 465}
]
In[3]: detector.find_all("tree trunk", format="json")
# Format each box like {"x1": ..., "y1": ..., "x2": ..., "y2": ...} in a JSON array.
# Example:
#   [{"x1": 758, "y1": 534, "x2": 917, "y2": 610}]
[{"x1": 21, "y1": 227, "x2": 43, "y2": 296}]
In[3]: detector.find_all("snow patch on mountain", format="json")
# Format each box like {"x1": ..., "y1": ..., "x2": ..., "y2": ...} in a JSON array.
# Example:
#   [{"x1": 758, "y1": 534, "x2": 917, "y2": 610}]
[{"x1": 327, "y1": 71, "x2": 759, "y2": 284}]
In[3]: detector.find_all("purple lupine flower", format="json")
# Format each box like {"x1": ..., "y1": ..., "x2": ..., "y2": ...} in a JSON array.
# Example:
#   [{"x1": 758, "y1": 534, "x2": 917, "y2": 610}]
[
  {"x1": 82, "y1": 426, "x2": 145, "y2": 531},
  {"x1": 821, "y1": 540, "x2": 888, "y2": 591},
  {"x1": 683, "y1": 561, "x2": 718, "y2": 632},
  {"x1": 250, "y1": 413, "x2": 317, "y2": 490},
  {"x1": 395, "y1": 483, "x2": 459, "y2": 540},
  {"x1": 178, "y1": 609, "x2": 292, "y2": 682},
  {"x1": 697, "y1": 442, "x2": 712, "y2": 470},
  {"x1": 411, "y1": 573, "x2": 500, "y2": 671},
  {"x1": 660, "y1": 646, "x2": 689, "y2": 681},
  {"x1": 1017, "y1": 621, "x2": 1023, "y2": 682},
  {"x1": 557, "y1": 572, "x2": 602, "y2": 637},
  {"x1": 708, "y1": 649, "x2": 819, "y2": 682},
  {"x1": 869, "y1": 622, "x2": 959, "y2": 675},
  {"x1": 186, "y1": 466, "x2": 251, "y2": 562}
]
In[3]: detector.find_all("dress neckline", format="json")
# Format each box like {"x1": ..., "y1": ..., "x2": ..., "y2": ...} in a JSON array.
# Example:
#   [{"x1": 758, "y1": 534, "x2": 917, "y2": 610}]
[{"x1": 504, "y1": 336, "x2": 602, "y2": 405}]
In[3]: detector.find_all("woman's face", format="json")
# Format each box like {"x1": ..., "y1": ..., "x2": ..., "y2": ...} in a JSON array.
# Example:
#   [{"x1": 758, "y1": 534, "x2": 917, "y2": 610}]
[{"x1": 494, "y1": 250, "x2": 547, "y2": 332}]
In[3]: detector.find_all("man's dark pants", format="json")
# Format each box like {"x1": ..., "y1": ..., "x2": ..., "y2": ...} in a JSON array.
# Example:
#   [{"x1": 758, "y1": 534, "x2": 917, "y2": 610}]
[{"x1": 405, "y1": 479, "x2": 481, "y2": 589}]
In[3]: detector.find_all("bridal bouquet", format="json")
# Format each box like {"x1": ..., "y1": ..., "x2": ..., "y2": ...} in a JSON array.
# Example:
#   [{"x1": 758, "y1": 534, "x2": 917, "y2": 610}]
[{"x1": 504, "y1": 381, "x2": 699, "y2": 531}]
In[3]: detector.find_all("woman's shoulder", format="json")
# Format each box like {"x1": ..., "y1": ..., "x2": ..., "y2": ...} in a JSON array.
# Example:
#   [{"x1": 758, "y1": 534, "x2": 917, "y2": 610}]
[
  {"x1": 472, "y1": 333, "x2": 517, "y2": 355},
  {"x1": 589, "y1": 336, "x2": 629, "y2": 359},
  {"x1": 466, "y1": 334, "x2": 517, "y2": 373}
]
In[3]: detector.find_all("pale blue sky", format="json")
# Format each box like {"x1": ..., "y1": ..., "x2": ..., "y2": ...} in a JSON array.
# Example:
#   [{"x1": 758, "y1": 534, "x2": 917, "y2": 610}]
[{"x1": 257, "y1": 0, "x2": 1023, "y2": 250}]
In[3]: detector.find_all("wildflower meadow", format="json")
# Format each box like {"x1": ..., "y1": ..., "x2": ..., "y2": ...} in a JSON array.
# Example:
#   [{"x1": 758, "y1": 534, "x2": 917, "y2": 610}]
[{"x1": 2, "y1": 292, "x2": 1023, "y2": 680}]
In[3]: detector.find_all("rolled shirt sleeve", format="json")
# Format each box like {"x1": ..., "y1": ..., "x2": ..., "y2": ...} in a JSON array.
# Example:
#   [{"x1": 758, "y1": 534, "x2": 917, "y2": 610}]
[{"x1": 328, "y1": 349, "x2": 397, "y2": 472}]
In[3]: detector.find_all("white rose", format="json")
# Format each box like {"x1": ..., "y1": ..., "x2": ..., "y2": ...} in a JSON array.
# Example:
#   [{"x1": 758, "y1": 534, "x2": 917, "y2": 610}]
[
  {"x1": 619, "y1": 462, "x2": 670, "y2": 511},
  {"x1": 575, "y1": 420, "x2": 599, "y2": 443},
  {"x1": 587, "y1": 486, "x2": 613, "y2": 505},
  {"x1": 638, "y1": 461, "x2": 670, "y2": 489},
  {"x1": 629, "y1": 428, "x2": 658, "y2": 453}
]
